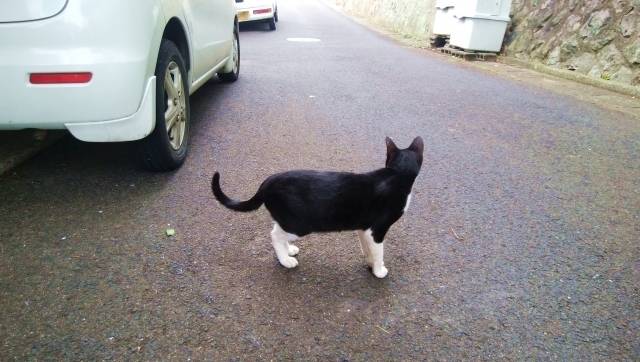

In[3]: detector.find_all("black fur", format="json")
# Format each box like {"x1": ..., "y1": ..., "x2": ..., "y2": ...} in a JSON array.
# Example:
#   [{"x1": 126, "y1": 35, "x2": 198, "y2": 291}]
[{"x1": 211, "y1": 137, "x2": 423, "y2": 243}]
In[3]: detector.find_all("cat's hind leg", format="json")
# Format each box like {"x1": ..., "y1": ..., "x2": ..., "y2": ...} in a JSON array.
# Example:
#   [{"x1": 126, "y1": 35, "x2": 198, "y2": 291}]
[
  {"x1": 357, "y1": 230, "x2": 373, "y2": 268},
  {"x1": 361, "y1": 229, "x2": 388, "y2": 278},
  {"x1": 271, "y1": 223, "x2": 299, "y2": 268}
]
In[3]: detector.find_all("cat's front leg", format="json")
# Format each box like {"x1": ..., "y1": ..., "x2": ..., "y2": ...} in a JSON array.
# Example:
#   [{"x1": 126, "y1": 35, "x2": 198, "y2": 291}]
[
  {"x1": 288, "y1": 244, "x2": 299, "y2": 256},
  {"x1": 271, "y1": 223, "x2": 299, "y2": 268},
  {"x1": 361, "y1": 229, "x2": 388, "y2": 278},
  {"x1": 369, "y1": 241, "x2": 388, "y2": 278}
]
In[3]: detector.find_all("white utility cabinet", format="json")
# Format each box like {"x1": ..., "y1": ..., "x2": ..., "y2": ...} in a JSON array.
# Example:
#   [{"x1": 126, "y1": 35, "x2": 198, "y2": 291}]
[
  {"x1": 449, "y1": 0, "x2": 512, "y2": 53},
  {"x1": 432, "y1": 0, "x2": 457, "y2": 36},
  {"x1": 454, "y1": 0, "x2": 511, "y2": 19}
]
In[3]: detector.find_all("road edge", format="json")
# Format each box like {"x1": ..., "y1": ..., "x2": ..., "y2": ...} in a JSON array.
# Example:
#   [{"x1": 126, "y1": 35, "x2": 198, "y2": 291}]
[
  {"x1": 320, "y1": 0, "x2": 640, "y2": 100},
  {"x1": 498, "y1": 57, "x2": 640, "y2": 98}
]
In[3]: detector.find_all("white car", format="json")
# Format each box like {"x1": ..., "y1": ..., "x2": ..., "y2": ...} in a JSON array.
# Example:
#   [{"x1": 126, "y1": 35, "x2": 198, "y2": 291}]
[
  {"x1": 0, "y1": 0, "x2": 240, "y2": 171},
  {"x1": 235, "y1": 0, "x2": 278, "y2": 31}
]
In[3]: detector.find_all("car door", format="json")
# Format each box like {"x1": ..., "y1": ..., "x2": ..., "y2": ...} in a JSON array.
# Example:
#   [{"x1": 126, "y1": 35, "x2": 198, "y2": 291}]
[{"x1": 183, "y1": 0, "x2": 232, "y2": 82}]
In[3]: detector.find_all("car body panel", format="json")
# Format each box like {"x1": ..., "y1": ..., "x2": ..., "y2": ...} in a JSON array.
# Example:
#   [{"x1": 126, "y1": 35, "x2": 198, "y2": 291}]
[
  {"x1": 0, "y1": 0, "x2": 162, "y2": 128},
  {"x1": 183, "y1": 0, "x2": 233, "y2": 78},
  {"x1": 0, "y1": 0, "x2": 68, "y2": 23}
]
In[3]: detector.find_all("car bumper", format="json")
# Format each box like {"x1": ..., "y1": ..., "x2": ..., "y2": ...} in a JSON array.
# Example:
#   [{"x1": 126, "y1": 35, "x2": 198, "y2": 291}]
[
  {"x1": 0, "y1": 66, "x2": 157, "y2": 142},
  {"x1": 236, "y1": 6, "x2": 274, "y2": 22}
]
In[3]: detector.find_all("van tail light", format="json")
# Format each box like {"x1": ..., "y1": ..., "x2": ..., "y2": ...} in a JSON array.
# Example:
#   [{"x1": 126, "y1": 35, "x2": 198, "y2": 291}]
[
  {"x1": 30, "y1": 72, "x2": 92, "y2": 84},
  {"x1": 253, "y1": 8, "x2": 272, "y2": 14}
]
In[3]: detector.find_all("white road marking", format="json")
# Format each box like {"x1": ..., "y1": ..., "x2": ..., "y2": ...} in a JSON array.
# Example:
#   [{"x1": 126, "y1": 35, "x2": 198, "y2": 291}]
[{"x1": 287, "y1": 37, "x2": 321, "y2": 42}]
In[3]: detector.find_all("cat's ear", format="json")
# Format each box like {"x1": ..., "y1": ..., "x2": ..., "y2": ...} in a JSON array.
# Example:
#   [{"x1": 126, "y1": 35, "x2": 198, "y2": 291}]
[
  {"x1": 385, "y1": 137, "x2": 398, "y2": 167},
  {"x1": 408, "y1": 136, "x2": 424, "y2": 155},
  {"x1": 386, "y1": 137, "x2": 399, "y2": 155}
]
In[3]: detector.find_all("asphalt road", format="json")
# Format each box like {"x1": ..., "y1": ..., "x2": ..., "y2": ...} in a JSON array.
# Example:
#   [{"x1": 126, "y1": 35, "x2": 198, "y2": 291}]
[{"x1": 1, "y1": 0, "x2": 639, "y2": 360}]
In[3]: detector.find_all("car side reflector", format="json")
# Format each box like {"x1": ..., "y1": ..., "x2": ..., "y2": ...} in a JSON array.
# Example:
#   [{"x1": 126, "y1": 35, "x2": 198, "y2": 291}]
[
  {"x1": 30, "y1": 72, "x2": 92, "y2": 84},
  {"x1": 253, "y1": 8, "x2": 272, "y2": 14}
]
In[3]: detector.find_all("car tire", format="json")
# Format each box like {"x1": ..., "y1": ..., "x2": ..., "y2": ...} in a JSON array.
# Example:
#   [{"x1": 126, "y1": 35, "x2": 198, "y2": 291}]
[
  {"x1": 218, "y1": 24, "x2": 240, "y2": 83},
  {"x1": 139, "y1": 39, "x2": 190, "y2": 171},
  {"x1": 268, "y1": 16, "x2": 276, "y2": 31}
]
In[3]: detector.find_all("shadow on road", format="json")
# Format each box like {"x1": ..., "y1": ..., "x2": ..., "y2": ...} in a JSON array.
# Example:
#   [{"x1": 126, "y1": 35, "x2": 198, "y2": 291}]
[{"x1": 239, "y1": 22, "x2": 274, "y2": 33}]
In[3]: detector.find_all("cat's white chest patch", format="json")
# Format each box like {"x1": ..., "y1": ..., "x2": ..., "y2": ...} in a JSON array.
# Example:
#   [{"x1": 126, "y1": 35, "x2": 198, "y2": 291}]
[{"x1": 403, "y1": 194, "x2": 412, "y2": 213}]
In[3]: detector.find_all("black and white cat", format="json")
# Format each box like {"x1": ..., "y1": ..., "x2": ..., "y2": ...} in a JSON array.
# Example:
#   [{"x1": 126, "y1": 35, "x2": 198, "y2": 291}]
[{"x1": 211, "y1": 137, "x2": 423, "y2": 278}]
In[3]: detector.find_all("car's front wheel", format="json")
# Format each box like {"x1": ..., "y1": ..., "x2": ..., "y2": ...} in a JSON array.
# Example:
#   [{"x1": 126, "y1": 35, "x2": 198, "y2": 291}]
[
  {"x1": 139, "y1": 39, "x2": 190, "y2": 171},
  {"x1": 218, "y1": 24, "x2": 240, "y2": 82}
]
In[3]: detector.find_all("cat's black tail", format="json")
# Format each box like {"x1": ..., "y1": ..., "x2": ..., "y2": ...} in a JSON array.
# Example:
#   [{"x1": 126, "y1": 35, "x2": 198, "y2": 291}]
[{"x1": 211, "y1": 172, "x2": 264, "y2": 212}]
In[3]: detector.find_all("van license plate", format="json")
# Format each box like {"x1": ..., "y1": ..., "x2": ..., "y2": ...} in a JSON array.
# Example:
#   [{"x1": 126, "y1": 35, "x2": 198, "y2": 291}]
[{"x1": 238, "y1": 11, "x2": 249, "y2": 21}]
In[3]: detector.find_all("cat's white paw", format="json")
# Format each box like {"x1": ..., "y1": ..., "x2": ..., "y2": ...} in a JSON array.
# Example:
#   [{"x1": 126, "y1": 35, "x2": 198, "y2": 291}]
[
  {"x1": 279, "y1": 256, "x2": 299, "y2": 269},
  {"x1": 288, "y1": 244, "x2": 299, "y2": 256},
  {"x1": 372, "y1": 265, "x2": 388, "y2": 278}
]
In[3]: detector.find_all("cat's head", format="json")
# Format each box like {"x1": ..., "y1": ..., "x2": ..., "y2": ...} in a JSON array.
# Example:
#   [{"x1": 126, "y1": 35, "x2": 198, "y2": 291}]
[{"x1": 385, "y1": 136, "x2": 424, "y2": 176}]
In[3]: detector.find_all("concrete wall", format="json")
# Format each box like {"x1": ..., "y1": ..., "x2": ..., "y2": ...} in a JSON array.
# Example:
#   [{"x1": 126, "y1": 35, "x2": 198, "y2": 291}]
[
  {"x1": 504, "y1": 0, "x2": 640, "y2": 86},
  {"x1": 333, "y1": 0, "x2": 436, "y2": 41}
]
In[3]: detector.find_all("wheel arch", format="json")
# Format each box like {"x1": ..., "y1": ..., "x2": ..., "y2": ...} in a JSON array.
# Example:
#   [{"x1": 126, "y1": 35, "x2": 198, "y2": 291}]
[{"x1": 161, "y1": 17, "x2": 191, "y2": 73}]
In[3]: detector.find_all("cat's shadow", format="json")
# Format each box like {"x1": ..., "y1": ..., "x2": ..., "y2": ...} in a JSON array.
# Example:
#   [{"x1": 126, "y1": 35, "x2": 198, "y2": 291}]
[{"x1": 247, "y1": 233, "x2": 393, "y2": 300}]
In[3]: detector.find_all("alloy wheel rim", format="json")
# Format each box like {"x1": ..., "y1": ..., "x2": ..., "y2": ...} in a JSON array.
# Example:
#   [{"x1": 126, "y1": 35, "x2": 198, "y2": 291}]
[
  {"x1": 232, "y1": 33, "x2": 239, "y2": 74},
  {"x1": 164, "y1": 61, "x2": 187, "y2": 150}
]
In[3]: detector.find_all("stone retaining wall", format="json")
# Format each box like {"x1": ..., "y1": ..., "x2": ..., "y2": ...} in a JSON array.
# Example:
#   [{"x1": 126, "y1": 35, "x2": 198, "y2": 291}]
[
  {"x1": 505, "y1": 0, "x2": 640, "y2": 86},
  {"x1": 333, "y1": 0, "x2": 436, "y2": 41}
]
